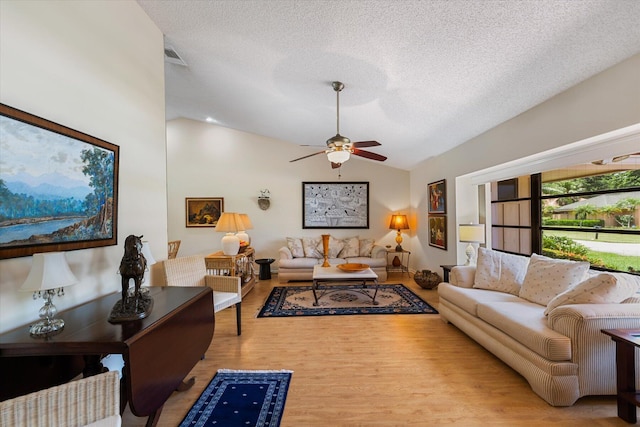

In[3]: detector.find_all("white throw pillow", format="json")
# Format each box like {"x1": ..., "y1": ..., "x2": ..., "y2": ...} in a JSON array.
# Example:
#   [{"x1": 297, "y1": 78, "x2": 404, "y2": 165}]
[
  {"x1": 339, "y1": 236, "x2": 360, "y2": 258},
  {"x1": 286, "y1": 237, "x2": 305, "y2": 258},
  {"x1": 473, "y1": 248, "x2": 529, "y2": 295},
  {"x1": 359, "y1": 238, "x2": 374, "y2": 257},
  {"x1": 544, "y1": 273, "x2": 638, "y2": 315},
  {"x1": 302, "y1": 237, "x2": 322, "y2": 258},
  {"x1": 519, "y1": 254, "x2": 590, "y2": 306}
]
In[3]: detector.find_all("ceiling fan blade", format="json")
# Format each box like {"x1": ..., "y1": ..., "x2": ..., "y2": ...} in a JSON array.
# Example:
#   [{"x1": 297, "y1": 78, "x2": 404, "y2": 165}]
[
  {"x1": 289, "y1": 150, "x2": 326, "y2": 162},
  {"x1": 352, "y1": 140, "x2": 381, "y2": 148},
  {"x1": 352, "y1": 148, "x2": 387, "y2": 162}
]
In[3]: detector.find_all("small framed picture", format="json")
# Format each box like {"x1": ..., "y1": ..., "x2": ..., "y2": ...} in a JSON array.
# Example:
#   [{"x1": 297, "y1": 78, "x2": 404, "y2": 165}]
[
  {"x1": 428, "y1": 179, "x2": 446, "y2": 214},
  {"x1": 428, "y1": 215, "x2": 447, "y2": 250},
  {"x1": 185, "y1": 198, "x2": 224, "y2": 227}
]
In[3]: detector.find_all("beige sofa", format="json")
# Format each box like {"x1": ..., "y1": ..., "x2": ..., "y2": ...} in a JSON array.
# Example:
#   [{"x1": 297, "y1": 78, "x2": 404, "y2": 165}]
[
  {"x1": 438, "y1": 248, "x2": 640, "y2": 406},
  {"x1": 278, "y1": 235, "x2": 388, "y2": 282}
]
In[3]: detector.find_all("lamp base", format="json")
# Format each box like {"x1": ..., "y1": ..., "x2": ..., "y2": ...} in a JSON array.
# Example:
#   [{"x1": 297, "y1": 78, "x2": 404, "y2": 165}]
[
  {"x1": 395, "y1": 244, "x2": 403, "y2": 252},
  {"x1": 464, "y1": 243, "x2": 476, "y2": 266},
  {"x1": 29, "y1": 318, "x2": 64, "y2": 337}
]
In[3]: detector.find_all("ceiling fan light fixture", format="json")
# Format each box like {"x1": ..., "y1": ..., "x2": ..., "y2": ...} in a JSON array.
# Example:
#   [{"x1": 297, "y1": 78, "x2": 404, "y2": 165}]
[{"x1": 327, "y1": 149, "x2": 350, "y2": 164}]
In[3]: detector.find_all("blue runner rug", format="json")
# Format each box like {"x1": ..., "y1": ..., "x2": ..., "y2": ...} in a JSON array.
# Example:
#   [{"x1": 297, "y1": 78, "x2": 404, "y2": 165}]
[
  {"x1": 258, "y1": 284, "x2": 438, "y2": 317},
  {"x1": 179, "y1": 369, "x2": 292, "y2": 427}
]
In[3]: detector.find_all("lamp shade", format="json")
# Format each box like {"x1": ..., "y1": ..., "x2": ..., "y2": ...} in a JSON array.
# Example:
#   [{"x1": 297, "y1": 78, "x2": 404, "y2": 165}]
[
  {"x1": 389, "y1": 214, "x2": 409, "y2": 230},
  {"x1": 327, "y1": 149, "x2": 350, "y2": 164},
  {"x1": 238, "y1": 214, "x2": 253, "y2": 230},
  {"x1": 459, "y1": 224, "x2": 486, "y2": 243},
  {"x1": 215, "y1": 212, "x2": 243, "y2": 233},
  {"x1": 20, "y1": 252, "x2": 78, "y2": 292},
  {"x1": 140, "y1": 241, "x2": 156, "y2": 265}
]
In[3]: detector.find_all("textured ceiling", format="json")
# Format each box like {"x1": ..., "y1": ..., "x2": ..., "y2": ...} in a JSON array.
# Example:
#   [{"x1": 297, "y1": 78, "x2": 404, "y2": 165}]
[{"x1": 137, "y1": 0, "x2": 640, "y2": 170}]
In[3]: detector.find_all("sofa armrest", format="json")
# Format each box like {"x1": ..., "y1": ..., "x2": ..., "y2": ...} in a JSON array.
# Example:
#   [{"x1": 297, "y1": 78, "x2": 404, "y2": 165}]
[
  {"x1": 371, "y1": 245, "x2": 386, "y2": 258},
  {"x1": 279, "y1": 246, "x2": 293, "y2": 260},
  {"x1": 449, "y1": 265, "x2": 476, "y2": 288},
  {"x1": 548, "y1": 303, "x2": 640, "y2": 335}
]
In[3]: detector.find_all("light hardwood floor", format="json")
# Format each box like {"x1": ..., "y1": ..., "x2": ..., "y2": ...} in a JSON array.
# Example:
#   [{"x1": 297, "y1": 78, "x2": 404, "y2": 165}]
[{"x1": 123, "y1": 273, "x2": 632, "y2": 426}]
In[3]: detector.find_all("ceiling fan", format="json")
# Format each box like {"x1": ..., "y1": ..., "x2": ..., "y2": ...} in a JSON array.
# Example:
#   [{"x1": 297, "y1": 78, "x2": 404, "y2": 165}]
[
  {"x1": 591, "y1": 153, "x2": 638, "y2": 165},
  {"x1": 290, "y1": 81, "x2": 387, "y2": 169}
]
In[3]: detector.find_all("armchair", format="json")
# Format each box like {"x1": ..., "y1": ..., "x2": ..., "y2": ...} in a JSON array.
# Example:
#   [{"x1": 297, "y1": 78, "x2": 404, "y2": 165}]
[
  {"x1": 0, "y1": 371, "x2": 120, "y2": 427},
  {"x1": 160, "y1": 255, "x2": 242, "y2": 335}
]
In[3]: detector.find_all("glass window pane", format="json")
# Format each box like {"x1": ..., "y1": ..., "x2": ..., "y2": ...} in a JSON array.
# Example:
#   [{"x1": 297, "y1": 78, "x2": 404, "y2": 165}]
[{"x1": 542, "y1": 230, "x2": 640, "y2": 273}]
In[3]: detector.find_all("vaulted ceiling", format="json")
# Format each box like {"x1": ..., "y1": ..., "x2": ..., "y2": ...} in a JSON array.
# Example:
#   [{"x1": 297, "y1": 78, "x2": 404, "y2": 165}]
[{"x1": 137, "y1": 0, "x2": 640, "y2": 170}]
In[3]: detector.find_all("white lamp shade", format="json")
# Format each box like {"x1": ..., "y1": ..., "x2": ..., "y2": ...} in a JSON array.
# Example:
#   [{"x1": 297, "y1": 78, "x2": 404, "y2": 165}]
[
  {"x1": 327, "y1": 149, "x2": 350, "y2": 163},
  {"x1": 459, "y1": 224, "x2": 486, "y2": 243},
  {"x1": 140, "y1": 241, "x2": 156, "y2": 265},
  {"x1": 20, "y1": 252, "x2": 78, "y2": 291}
]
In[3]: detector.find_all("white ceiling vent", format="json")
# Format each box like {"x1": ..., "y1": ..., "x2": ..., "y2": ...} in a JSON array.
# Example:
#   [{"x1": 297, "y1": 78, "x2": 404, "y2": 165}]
[{"x1": 164, "y1": 45, "x2": 187, "y2": 66}]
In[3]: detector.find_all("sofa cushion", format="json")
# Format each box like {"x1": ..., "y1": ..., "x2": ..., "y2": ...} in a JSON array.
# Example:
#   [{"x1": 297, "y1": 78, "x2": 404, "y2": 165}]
[
  {"x1": 438, "y1": 283, "x2": 523, "y2": 317},
  {"x1": 519, "y1": 254, "x2": 590, "y2": 306},
  {"x1": 286, "y1": 237, "x2": 305, "y2": 258},
  {"x1": 279, "y1": 257, "x2": 345, "y2": 269},
  {"x1": 473, "y1": 248, "x2": 529, "y2": 295},
  {"x1": 339, "y1": 236, "x2": 360, "y2": 258},
  {"x1": 325, "y1": 236, "x2": 345, "y2": 258},
  {"x1": 302, "y1": 237, "x2": 323, "y2": 258},
  {"x1": 477, "y1": 302, "x2": 572, "y2": 361},
  {"x1": 359, "y1": 238, "x2": 375, "y2": 256},
  {"x1": 544, "y1": 273, "x2": 639, "y2": 315}
]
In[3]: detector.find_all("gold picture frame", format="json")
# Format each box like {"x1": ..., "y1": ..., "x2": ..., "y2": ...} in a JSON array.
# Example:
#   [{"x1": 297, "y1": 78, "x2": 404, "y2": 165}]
[{"x1": 185, "y1": 198, "x2": 224, "y2": 227}]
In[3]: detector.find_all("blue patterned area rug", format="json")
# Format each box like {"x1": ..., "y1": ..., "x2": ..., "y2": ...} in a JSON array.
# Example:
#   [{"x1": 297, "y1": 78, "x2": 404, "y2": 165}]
[
  {"x1": 179, "y1": 369, "x2": 292, "y2": 427},
  {"x1": 257, "y1": 284, "x2": 438, "y2": 317}
]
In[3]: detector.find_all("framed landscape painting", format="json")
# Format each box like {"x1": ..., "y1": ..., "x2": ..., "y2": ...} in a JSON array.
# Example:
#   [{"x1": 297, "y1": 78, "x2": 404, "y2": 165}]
[
  {"x1": 0, "y1": 104, "x2": 119, "y2": 259},
  {"x1": 428, "y1": 179, "x2": 446, "y2": 214},
  {"x1": 186, "y1": 198, "x2": 224, "y2": 227},
  {"x1": 428, "y1": 215, "x2": 447, "y2": 250},
  {"x1": 302, "y1": 182, "x2": 369, "y2": 229}
]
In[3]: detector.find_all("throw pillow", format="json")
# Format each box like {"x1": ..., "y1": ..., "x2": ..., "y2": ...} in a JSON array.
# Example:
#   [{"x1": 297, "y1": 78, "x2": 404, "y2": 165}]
[
  {"x1": 519, "y1": 253, "x2": 590, "y2": 306},
  {"x1": 339, "y1": 236, "x2": 360, "y2": 258},
  {"x1": 544, "y1": 273, "x2": 638, "y2": 315},
  {"x1": 359, "y1": 238, "x2": 375, "y2": 257},
  {"x1": 473, "y1": 248, "x2": 529, "y2": 295},
  {"x1": 302, "y1": 237, "x2": 322, "y2": 258},
  {"x1": 286, "y1": 237, "x2": 304, "y2": 258}
]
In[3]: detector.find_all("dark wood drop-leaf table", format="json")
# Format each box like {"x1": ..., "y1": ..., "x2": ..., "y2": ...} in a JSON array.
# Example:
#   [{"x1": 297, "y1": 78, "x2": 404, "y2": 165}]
[{"x1": 0, "y1": 286, "x2": 214, "y2": 427}]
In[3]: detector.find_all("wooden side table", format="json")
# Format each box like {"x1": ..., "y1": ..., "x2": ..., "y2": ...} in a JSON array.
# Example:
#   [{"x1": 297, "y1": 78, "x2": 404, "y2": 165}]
[
  {"x1": 601, "y1": 328, "x2": 640, "y2": 423},
  {"x1": 205, "y1": 248, "x2": 256, "y2": 297},
  {"x1": 440, "y1": 264, "x2": 457, "y2": 282}
]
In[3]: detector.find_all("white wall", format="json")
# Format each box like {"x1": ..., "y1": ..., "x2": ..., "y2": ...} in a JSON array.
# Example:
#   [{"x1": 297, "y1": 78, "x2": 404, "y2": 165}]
[
  {"x1": 166, "y1": 118, "x2": 410, "y2": 267},
  {"x1": 0, "y1": 1, "x2": 167, "y2": 333},
  {"x1": 409, "y1": 54, "x2": 640, "y2": 273}
]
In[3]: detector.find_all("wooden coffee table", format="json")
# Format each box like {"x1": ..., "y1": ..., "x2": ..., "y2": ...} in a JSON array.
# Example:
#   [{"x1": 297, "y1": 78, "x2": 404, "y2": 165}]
[{"x1": 311, "y1": 265, "x2": 379, "y2": 306}]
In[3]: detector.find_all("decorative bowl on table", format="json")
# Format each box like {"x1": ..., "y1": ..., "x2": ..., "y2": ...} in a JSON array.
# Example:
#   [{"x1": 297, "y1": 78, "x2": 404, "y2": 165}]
[{"x1": 337, "y1": 263, "x2": 370, "y2": 272}]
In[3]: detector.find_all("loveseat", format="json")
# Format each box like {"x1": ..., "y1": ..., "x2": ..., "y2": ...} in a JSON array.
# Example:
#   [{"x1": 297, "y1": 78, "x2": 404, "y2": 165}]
[
  {"x1": 278, "y1": 235, "x2": 388, "y2": 282},
  {"x1": 438, "y1": 248, "x2": 640, "y2": 406}
]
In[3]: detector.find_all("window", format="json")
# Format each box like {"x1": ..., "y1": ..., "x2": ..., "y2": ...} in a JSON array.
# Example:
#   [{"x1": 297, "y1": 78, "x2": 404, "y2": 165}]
[{"x1": 490, "y1": 152, "x2": 640, "y2": 274}]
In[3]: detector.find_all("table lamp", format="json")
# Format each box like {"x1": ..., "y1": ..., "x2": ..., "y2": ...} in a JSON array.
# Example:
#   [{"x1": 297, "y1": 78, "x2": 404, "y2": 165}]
[
  {"x1": 140, "y1": 241, "x2": 156, "y2": 285},
  {"x1": 389, "y1": 214, "x2": 409, "y2": 251},
  {"x1": 236, "y1": 213, "x2": 253, "y2": 245},
  {"x1": 459, "y1": 224, "x2": 486, "y2": 266},
  {"x1": 20, "y1": 252, "x2": 78, "y2": 337},
  {"x1": 215, "y1": 212, "x2": 243, "y2": 255}
]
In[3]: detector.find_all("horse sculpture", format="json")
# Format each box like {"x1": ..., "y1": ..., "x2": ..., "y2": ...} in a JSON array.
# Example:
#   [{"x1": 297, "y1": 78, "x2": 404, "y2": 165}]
[{"x1": 109, "y1": 234, "x2": 153, "y2": 322}]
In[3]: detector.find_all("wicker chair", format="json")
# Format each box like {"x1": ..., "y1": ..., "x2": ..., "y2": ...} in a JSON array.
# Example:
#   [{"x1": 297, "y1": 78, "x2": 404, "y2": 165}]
[
  {"x1": 167, "y1": 240, "x2": 181, "y2": 259},
  {"x1": 0, "y1": 371, "x2": 120, "y2": 427},
  {"x1": 160, "y1": 255, "x2": 242, "y2": 335}
]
